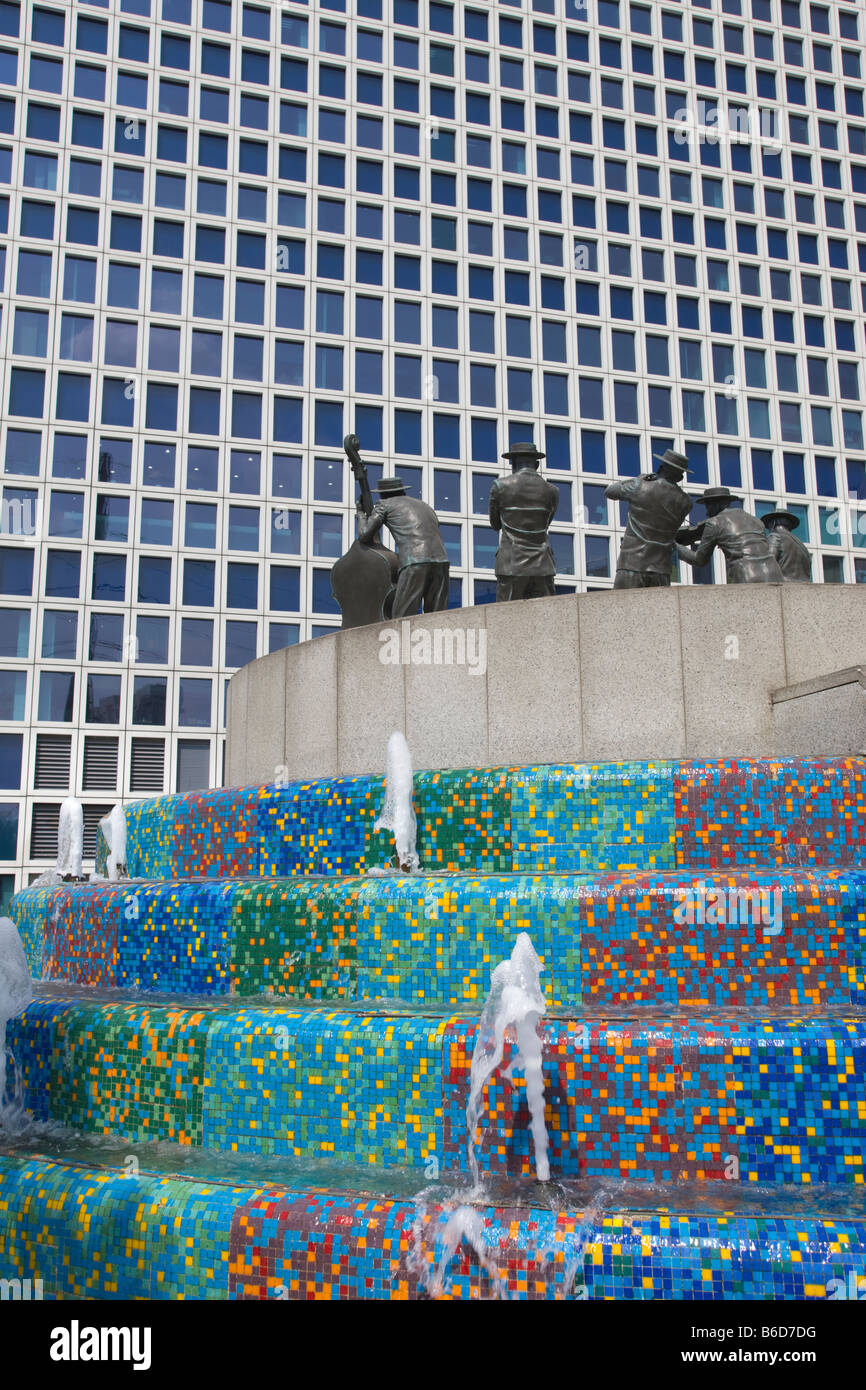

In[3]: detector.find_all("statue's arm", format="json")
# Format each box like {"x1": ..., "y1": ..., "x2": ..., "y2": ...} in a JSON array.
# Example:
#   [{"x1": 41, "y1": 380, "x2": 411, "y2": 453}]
[
  {"x1": 678, "y1": 533, "x2": 716, "y2": 568},
  {"x1": 605, "y1": 478, "x2": 639, "y2": 501},
  {"x1": 488, "y1": 485, "x2": 502, "y2": 531},
  {"x1": 357, "y1": 502, "x2": 386, "y2": 544}
]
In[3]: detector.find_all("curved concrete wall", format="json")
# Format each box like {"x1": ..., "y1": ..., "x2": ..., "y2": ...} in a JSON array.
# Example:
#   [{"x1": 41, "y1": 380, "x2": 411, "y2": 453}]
[{"x1": 225, "y1": 585, "x2": 866, "y2": 784}]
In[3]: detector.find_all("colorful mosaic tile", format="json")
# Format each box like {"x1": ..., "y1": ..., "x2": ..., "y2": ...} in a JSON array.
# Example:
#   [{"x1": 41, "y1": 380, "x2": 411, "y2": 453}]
[
  {"x1": 10, "y1": 883, "x2": 66, "y2": 980},
  {"x1": 223, "y1": 1196, "x2": 866, "y2": 1300},
  {"x1": 117, "y1": 880, "x2": 235, "y2": 994},
  {"x1": 45, "y1": 1002, "x2": 211, "y2": 1146},
  {"x1": 0, "y1": 1156, "x2": 243, "y2": 1299},
  {"x1": 511, "y1": 763, "x2": 677, "y2": 872},
  {"x1": 5, "y1": 753, "x2": 866, "y2": 1301},
  {"x1": 15, "y1": 868, "x2": 866, "y2": 1010},
  {"x1": 414, "y1": 767, "x2": 512, "y2": 872},
  {"x1": 40, "y1": 883, "x2": 119, "y2": 987},
  {"x1": 258, "y1": 778, "x2": 388, "y2": 877},
  {"x1": 6, "y1": 997, "x2": 866, "y2": 1186},
  {"x1": 1, "y1": 1157, "x2": 864, "y2": 1300},
  {"x1": 110, "y1": 756, "x2": 866, "y2": 884},
  {"x1": 201, "y1": 1008, "x2": 444, "y2": 1168},
  {"x1": 230, "y1": 877, "x2": 360, "y2": 998},
  {"x1": 441, "y1": 1014, "x2": 866, "y2": 1185},
  {"x1": 678, "y1": 1017, "x2": 866, "y2": 1186},
  {"x1": 3, "y1": 997, "x2": 78, "y2": 1119},
  {"x1": 673, "y1": 757, "x2": 866, "y2": 869}
]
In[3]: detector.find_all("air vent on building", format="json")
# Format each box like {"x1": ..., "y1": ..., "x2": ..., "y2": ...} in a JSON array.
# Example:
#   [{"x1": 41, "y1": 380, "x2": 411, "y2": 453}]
[
  {"x1": 33, "y1": 735, "x2": 72, "y2": 790},
  {"x1": 129, "y1": 738, "x2": 165, "y2": 792},
  {"x1": 82, "y1": 736, "x2": 119, "y2": 791},
  {"x1": 83, "y1": 805, "x2": 113, "y2": 860},
  {"x1": 30, "y1": 803, "x2": 61, "y2": 860}
]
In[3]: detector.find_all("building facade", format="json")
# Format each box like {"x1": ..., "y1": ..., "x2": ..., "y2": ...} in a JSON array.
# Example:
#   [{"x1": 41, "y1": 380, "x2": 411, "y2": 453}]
[{"x1": 0, "y1": 0, "x2": 865, "y2": 896}]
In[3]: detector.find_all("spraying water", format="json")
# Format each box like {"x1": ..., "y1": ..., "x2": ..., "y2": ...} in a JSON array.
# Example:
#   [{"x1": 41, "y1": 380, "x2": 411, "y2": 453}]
[
  {"x1": 412, "y1": 1202, "x2": 508, "y2": 1299},
  {"x1": 466, "y1": 932, "x2": 550, "y2": 1186},
  {"x1": 56, "y1": 798, "x2": 84, "y2": 879},
  {"x1": 99, "y1": 805, "x2": 128, "y2": 881},
  {"x1": 374, "y1": 732, "x2": 419, "y2": 872},
  {"x1": 410, "y1": 1185, "x2": 606, "y2": 1300},
  {"x1": 0, "y1": 917, "x2": 34, "y2": 1123}
]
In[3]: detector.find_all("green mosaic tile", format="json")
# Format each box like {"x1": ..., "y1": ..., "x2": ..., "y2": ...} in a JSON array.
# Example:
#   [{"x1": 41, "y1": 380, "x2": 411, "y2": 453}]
[
  {"x1": 229, "y1": 877, "x2": 360, "y2": 998},
  {"x1": 414, "y1": 767, "x2": 512, "y2": 872},
  {"x1": 48, "y1": 1003, "x2": 211, "y2": 1146}
]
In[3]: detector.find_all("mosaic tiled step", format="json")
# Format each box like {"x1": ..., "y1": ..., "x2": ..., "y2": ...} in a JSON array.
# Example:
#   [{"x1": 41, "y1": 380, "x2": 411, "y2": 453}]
[
  {"x1": 15, "y1": 868, "x2": 866, "y2": 1009},
  {"x1": 1, "y1": 1154, "x2": 864, "y2": 1300},
  {"x1": 101, "y1": 757, "x2": 866, "y2": 881},
  {"x1": 7, "y1": 996, "x2": 866, "y2": 1184}
]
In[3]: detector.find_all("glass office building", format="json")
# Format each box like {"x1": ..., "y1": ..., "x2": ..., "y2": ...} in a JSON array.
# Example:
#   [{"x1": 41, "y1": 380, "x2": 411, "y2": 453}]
[{"x1": 0, "y1": 0, "x2": 865, "y2": 894}]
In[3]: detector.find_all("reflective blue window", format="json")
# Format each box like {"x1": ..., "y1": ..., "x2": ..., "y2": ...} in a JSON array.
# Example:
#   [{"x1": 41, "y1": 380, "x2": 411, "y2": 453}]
[
  {"x1": 178, "y1": 677, "x2": 212, "y2": 726},
  {"x1": 137, "y1": 556, "x2": 171, "y2": 604},
  {"x1": 181, "y1": 618, "x2": 213, "y2": 666},
  {"x1": 88, "y1": 612, "x2": 123, "y2": 662},
  {"x1": 182, "y1": 559, "x2": 215, "y2": 606},
  {"x1": 38, "y1": 670, "x2": 74, "y2": 721},
  {"x1": 53, "y1": 439, "x2": 88, "y2": 483},
  {"x1": 45, "y1": 550, "x2": 80, "y2": 598},
  {"x1": 226, "y1": 562, "x2": 258, "y2": 608},
  {"x1": 140, "y1": 499, "x2": 173, "y2": 546},
  {"x1": 143, "y1": 442, "x2": 176, "y2": 487},
  {"x1": 132, "y1": 677, "x2": 167, "y2": 725}
]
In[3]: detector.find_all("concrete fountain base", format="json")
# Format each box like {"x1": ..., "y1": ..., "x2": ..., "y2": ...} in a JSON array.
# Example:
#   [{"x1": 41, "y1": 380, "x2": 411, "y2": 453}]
[{"x1": 226, "y1": 586, "x2": 866, "y2": 785}]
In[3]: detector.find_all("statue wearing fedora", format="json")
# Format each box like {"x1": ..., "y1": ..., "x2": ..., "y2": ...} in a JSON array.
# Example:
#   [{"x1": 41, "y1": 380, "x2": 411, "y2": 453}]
[
  {"x1": 677, "y1": 488, "x2": 783, "y2": 584},
  {"x1": 605, "y1": 449, "x2": 693, "y2": 588},
  {"x1": 762, "y1": 510, "x2": 813, "y2": 582},
  {"x1": 489, "y1": 442, "x2": 560, "y2": 602},
  {"x1": 355, "y1": 477, "x2": 450, "y2": 618}
]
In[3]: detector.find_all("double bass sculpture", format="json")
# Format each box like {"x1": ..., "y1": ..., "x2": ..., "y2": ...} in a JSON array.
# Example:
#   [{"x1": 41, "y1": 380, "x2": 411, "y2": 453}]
[
  {"x1": 331, "y1": 433, "x2": 451, "y2": 628},
  {"x1": 330, "y1": 434, "x2": 401, "y2": 629}
]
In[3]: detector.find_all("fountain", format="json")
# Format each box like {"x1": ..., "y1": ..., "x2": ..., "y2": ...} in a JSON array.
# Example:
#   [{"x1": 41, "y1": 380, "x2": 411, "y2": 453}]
[
  {"x1": 373, "y1": 731, "x2": 420, "y2": 873},
  {"x1": 56, "y1": 798, "x2": 84, "y2": 881},
  {"x1": 2, "y1": 594, "x2": 866, "y2": 1300},
  {"x1": 98, "y1": 805, "x2": 128, "y2": 882},
  {"x1": 466, "y1": 932, "x2": 550, "y2": 1186}
]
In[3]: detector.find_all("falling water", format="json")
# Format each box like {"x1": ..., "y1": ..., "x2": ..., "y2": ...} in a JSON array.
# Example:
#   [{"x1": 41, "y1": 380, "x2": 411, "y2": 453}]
[
  {"x1": 0, "y1": 917, "x2": 34, "y2": 1124},
  {"x1": 374, "y1": 732, "x2": 420, "y2": 872},
  {"x1": 56, "y1": 798, "x2": 84, "y2": 879},
  {"x1": 416, "y1": 1204, "x2": 508, "y2": 1299},
  {"x1": 99, "y1": 805, "x2": 128, "y2": 881},
  {"x1": 410, "y1": 1186, "x2": 607, "y2": 1301},
  {"x1": 466, "y1": 932, "x2": 550, "y2": 1186}
]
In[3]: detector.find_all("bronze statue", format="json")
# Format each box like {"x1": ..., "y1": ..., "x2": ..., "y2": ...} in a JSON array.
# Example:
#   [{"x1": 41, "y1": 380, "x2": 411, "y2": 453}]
[
  {"x1": 605, "y1": 449, "x2": 692, "y2": 588},
  {"x1": 330, "y1": 434, "x2": 400, "y2": 628},
  {"x1": 489, "y1": 442, "x2": 559, "y2": 601},
  {"x1": 356, "y1": 477, "x2": 450, "y2": 618},
  {"x1": 762, "y1": 509, "x2": 813, "y2": 582},
  {"x1": 677, "y1": 488, "x2": 783, "y2": 584}
]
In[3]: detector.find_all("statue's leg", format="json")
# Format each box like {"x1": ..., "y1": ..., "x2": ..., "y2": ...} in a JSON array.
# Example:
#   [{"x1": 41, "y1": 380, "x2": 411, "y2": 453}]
[
  {"x1": 391, "y1": 566, "x2": 424, "y2": 618},
  {"x1": 613, "y1": 569, "x2": 644, "y2": 589},
  {"x1": 522, "y1": 577, "x2": 553, "y2": 599},
  {"x1": 424, "y1": 563, "x2": 450, "y2": 613},
  {"x1": 496, "y1": 577, "x2": 515, "y2": 602}
]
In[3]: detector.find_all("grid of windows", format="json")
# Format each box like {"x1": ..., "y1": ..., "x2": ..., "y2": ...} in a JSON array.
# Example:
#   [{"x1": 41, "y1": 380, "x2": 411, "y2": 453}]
[{"x1": 1, "y1": 0, "x2": 866, "y2": 886}]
